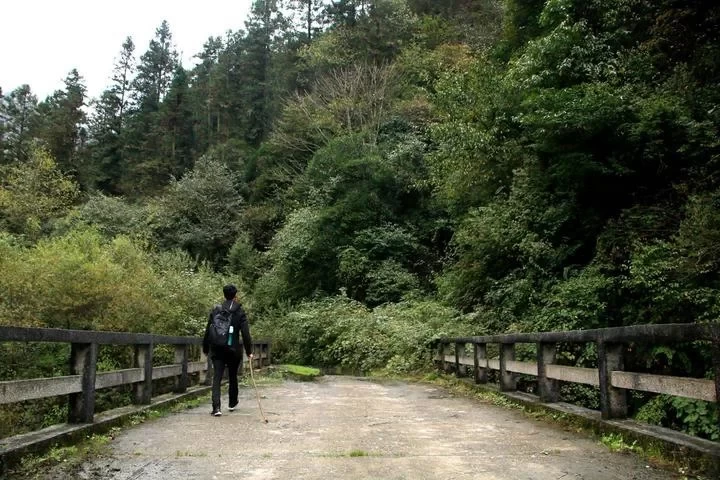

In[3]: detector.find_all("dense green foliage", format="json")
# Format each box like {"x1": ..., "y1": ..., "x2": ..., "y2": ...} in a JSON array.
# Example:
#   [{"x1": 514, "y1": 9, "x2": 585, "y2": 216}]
[
  {"x1": 1, "y1": 0, "x2": 719, "y2": 440},
  {"x1": 0, "y1": 228, "x2": 222, "y2": 335},
  {"x1": 256, "y1": 296, "x2": 469, "y2": 373}
]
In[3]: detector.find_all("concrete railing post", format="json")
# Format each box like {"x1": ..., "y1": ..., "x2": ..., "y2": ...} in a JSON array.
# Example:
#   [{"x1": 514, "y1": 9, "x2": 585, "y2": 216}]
[
  {"x1": 712, "y1": 339, "x2": 720, "y2": 436},
  {"x1": 537, "y1": 342, "x2": 560, "y2": 402},
  {"x1": 133, "y1": 343, "x2": 153, "y2": 404},
  {"x1": 713, "y1": 341, "x2": 720, "y2": 434},
  {"x1": 435, "y1": 342, "x2": 445, "y2": 372},
  {"x1": 200, "y1": 349, "x2": 213, "y2": 386},
  {"x1": 253, "y1": 344, "x2": 261, "y2": 370},
  {"x1": 499, "y1": 343, "x2": 516, "y2": 392},
  {"x1": 174, "y1": 344, "x2": 189, "y2": 393},
  {"x1": 474, "y1": 343, "x2": 488, "y2": 384},
  {"x1": 441, "y1": 343, "x2": 451, "y2": 373},
  {"x1": 68, "y1": 342, "x2": 98, "y2": 423},
  {"x1": 455, "y1": 343, "x2": 464, "y2": 377},
  {"x1": 598, "y1": 342, "x2": 628, "y2": 419},
  {"x1": 710, "y1": 324, "x2": 720, "y2": 435}
]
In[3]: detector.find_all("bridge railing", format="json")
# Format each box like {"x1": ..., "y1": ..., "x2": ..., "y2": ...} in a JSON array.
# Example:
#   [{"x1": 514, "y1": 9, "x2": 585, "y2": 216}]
[
  {"x1": 436, "y1": 323, "x2": 719, "y2": 420},
  {"x1": 0, "y1": 326, "x2": 271, "y2": 424}
]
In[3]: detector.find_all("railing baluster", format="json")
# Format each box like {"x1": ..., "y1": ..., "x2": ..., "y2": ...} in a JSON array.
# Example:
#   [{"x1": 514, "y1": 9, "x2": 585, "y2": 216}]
[
  {"x1": 713, "y1": 342, "x2": 720, "y2": 433},
  {"x1": 455, "y1": 342, "x2": 463, "y2": 377},
  {"x1": 436, "y1": 342, "x2": 444, "y2": 372},
  {"x1": 474, "y1": 343, "x2": 487, "y2": 384},
  {"x1": 200, "y1": 349, "x2": 212, "y2": 386},
  {"x1": 537, "y1": 342, "x2": 559, "y2": 402},
  {"x1": 68, "y1": 342, "x2": 98, "y2": 423},
  {"x1": 133, "y1": 343, "x2": 153, "y2": 404},
  {"x1": 499, "y1": 343, "x2": 516, "y2": 392},
  {"x1": 174, "y1": 344, "x2": 189, "y2": 393},
  {"x1": 598, "y1": 342, "x2": 627, "y2": 419},
  {"x1": 443, "y1": 343, "x2": 452, "y2": 374}
]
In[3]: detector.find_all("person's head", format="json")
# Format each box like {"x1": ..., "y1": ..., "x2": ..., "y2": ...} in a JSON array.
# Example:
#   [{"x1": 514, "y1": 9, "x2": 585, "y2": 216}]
[{"x1": 223, "y1": 284, "x2": 238, "y2": 300}]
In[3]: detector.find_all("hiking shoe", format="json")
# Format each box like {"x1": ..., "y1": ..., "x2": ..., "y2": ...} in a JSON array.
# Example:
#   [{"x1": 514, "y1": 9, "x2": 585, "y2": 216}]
[
  {"x1": 228, "y1": 402, "x2": 238, "y2": 411},
  {"x1": 211, "y1": 409, "x2": 222, "y2": 417}
]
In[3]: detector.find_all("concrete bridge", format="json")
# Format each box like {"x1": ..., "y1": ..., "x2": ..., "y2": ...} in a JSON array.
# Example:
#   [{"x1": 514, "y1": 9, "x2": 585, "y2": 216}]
[
  {"x1": 69, "y1": 376, "x2": 675, "y2": 480},
  {"x1": 1, "y1": 324, "x2": 720, "y2": 478}
]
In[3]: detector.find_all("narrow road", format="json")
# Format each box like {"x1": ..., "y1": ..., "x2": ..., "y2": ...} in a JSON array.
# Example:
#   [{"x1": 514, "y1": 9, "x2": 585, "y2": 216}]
[{"x1": 76, "y1": 377, "x2": 677, "y2": 479}]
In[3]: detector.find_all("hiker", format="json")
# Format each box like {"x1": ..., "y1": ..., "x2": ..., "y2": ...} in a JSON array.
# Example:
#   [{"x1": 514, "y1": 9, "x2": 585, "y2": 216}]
[{"x1": 203, "y1": 284, "x2": 254, "y2": 416}]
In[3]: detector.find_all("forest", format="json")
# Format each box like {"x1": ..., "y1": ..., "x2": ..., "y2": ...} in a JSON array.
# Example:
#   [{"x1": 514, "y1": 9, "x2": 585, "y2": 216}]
[{"x1": 1, "y1": 0, "x2": 719, "y2": 441}]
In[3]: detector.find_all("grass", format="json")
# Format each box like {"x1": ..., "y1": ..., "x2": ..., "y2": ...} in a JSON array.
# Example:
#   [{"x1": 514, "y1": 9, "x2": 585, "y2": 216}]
[
  {"x1": 348, "y1": 449, "x2": 371, "y2": 457},
  {"x1": 282, "y1": 364, "x2": 321, "y2": 377},
  {"x1": 253, "y1": 364, "x2": 322, "y2": 383},
  {"x1": 278, "y1": 364, "x2": 322, "y2": 381},
  {"x1": 240, "y1": 369, "x2": 284, "y2": 386},
  {"x1": 8, "y1": 431, "x2": 115, "y2": 479},
  {"x1": 175, "y1": 450, "x2": 208, "y2": 457},
  {"x1": 319, "y1": 449, "x2": 380, "y2": 458},
  {"x1": 601, "y1": 432, "x2": 642, "y2": 454}
]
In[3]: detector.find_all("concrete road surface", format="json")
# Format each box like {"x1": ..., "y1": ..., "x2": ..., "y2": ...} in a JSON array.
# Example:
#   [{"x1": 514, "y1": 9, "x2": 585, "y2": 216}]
[{"x1": 72, "y1": 376, "x2": 678, "y2": 479}]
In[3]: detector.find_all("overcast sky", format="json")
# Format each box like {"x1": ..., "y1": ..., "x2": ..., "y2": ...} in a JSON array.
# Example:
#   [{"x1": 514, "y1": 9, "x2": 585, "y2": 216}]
[{"x1": 0, "y1": 0, "x2": 253, "y2": 100}]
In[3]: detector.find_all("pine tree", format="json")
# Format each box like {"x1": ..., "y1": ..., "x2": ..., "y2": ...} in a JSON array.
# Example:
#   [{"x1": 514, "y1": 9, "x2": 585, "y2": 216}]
[
  {"x1": 241, "y1": 0, "x2": 291, "y2": 145},
  {"x1": 132, "y1": 21, "x2": 178, "y2": 112},
  {"x1": 324, "y1": 0, "x2": 365, "y2": 27},
  {"x1": 87, "y1": 37, "x2": 135, "y2": 192},
  {"x1": 121, "y1": 21, "x2": 179, "y2": 194},
  {"x1": 113, "y1": 37, "x2": 136, "y2": 128},
  {"x1": 290, "y1": 0, "x2": 326, "y2": 42},
  {"x1": 158, "y1": 66, "x2": 195, "y2": 177},
  {"x1": 88, "y1": 90, "x2": 123, "y2": 190},
  {"x1": 0, "y1": 87, "x2": 5, "y2": 164},
  {"x1": 34, "y1": 69, "x2": 87, "y2": 177},
  {"x1": 189, "y1": 36, "x2": 223, "y2": 153},
  {"x1": 0, "y1": 84, "x2": 38, "y2": 163},
  {"x1": 320, "y1": 0, "x2": 415, "y2": 65}
]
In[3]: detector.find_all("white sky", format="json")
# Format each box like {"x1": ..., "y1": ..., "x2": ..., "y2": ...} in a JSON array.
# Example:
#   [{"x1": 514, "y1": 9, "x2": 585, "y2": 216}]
[{"x1": 0, "y1": 0, "x2": 254, "y2": 100}]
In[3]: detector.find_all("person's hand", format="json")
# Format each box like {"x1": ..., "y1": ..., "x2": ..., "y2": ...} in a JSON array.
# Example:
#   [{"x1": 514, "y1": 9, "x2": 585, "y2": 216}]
[{"x1": 248, "y1": 353, "x2": 254, "y2": 360}]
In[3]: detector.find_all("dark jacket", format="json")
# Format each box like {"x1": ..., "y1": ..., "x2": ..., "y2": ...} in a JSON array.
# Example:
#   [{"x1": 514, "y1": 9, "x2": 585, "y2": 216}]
[{"x1": 203, "y1": 300, "x2": 253, "y2": 358}]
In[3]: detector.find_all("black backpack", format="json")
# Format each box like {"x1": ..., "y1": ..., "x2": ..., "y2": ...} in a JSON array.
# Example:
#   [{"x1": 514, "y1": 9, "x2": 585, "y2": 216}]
[{"x1": 208, "y1": 303, "x2": 233, "y2": 346}]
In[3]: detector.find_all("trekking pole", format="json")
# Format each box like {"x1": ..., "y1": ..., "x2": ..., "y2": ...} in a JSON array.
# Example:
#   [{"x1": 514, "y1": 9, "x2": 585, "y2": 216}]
[{"x1": 248, "y1": 355, "x2": 269, "y2": 423}]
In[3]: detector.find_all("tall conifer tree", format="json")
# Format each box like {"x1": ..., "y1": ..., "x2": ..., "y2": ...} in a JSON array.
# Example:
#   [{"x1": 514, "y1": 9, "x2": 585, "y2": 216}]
[
  {"x1": 122, "y1": 21, "x2": 179, "y2": 194},
  {"x1": 0, "y1": 84, "x2": 38, "y2": 164},
  {"x1": 88, "y1": 37, "x2": 135, "y2": 192},
  {"x1": 34, "y1": 69, "x2": 87, "y2": 178}
]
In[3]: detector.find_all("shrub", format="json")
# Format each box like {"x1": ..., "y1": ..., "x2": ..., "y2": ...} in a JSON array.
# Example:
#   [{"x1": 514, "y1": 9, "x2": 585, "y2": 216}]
[
  {"x1": 0, "y1": 227, "x2": 225, "y2": 336},
  {"x1": 254, "y1": 296, "x2": 466, "y2": 374}
]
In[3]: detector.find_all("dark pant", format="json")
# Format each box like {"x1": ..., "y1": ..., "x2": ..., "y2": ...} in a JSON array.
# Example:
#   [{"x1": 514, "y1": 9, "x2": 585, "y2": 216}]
[{"x1": 211, "y1": 348, "x2": 242, "y2": 410}]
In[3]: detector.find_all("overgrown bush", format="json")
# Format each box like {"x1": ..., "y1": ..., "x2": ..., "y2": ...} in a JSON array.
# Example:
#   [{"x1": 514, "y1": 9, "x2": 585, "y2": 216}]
[
  {"x1": 60, "y1": 193, "x2": 150, "y2": 240},
  {"x1": 0, "y1": 148, "x2": 79, "y2": 241},
  {"x1": 636, "y1": 394, "x2": 720, "y2": 442},
  {"x1": 253, "y1": 295, "x2": 468, "y2": 374},
  {"x1": 0, "y1": 227, "x2": 227, "y2": 335}
]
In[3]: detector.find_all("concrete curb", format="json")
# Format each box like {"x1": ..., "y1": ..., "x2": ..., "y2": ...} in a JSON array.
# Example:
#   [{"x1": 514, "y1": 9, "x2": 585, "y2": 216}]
[
  {"x1": 452, "y1": 377, "x2": 720, "y2": 476},
  {"x1": 0, "y1": 385, "x2": 212, "y2": 475}
]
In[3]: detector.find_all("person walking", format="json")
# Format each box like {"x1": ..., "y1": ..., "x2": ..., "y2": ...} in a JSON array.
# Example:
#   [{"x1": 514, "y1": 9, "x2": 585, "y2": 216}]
[{"x1": 203, "y1": 284, "x2": 253, "y2": 416}]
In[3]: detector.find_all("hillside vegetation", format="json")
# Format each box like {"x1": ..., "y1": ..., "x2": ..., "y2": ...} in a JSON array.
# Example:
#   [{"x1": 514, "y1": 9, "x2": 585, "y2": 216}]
[{"x1": 1, "y1": 0, "x2": 719, "y2": 440}]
